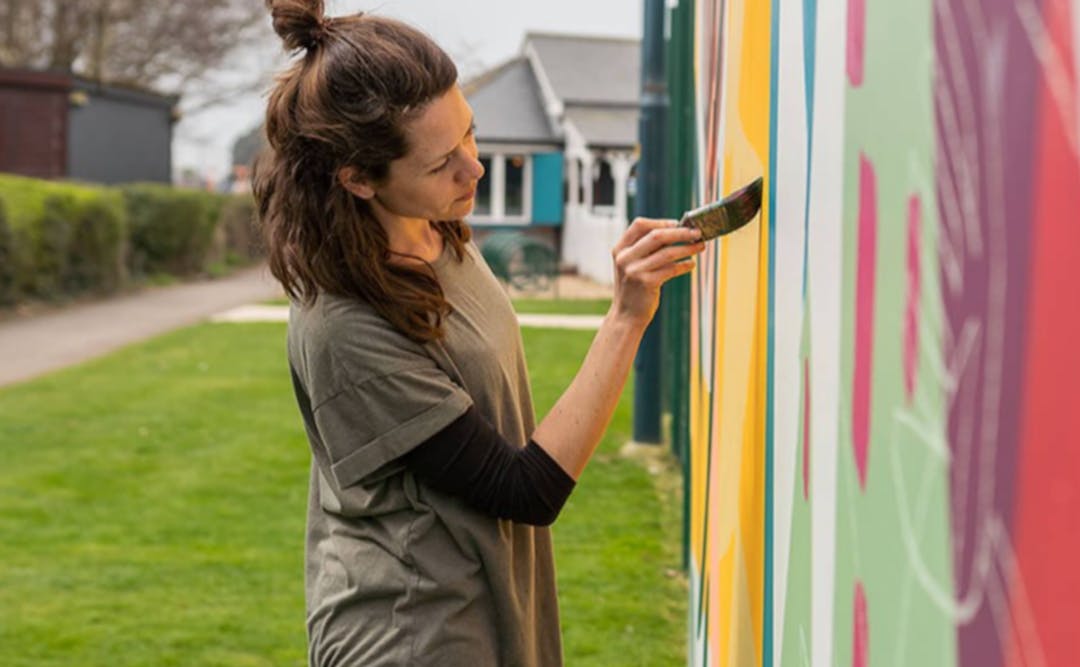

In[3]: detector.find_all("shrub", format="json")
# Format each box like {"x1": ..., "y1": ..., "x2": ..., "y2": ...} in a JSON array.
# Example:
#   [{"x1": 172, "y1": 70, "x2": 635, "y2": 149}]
[
  {"x1": 32, "y1": 194, "x2": 76, "y2": 299},
  {"x1": 218, "y1": 194, "x2": 261, "y2": 263},
  {"x1": 65, "y1": 194, "x2": 128, "y2": 294},
  {"x1": 122, "y1": 184, "x2": 223, "y2": 277},
  {"x1": 0, "y1": 200, "x2": 15, "y2": 306},
  {"x1": 0, "y1": 174, "x2": 129, "y2": 302},
  {"x1": 0, "y1": 174, "x2": 242, "y2": 308}
]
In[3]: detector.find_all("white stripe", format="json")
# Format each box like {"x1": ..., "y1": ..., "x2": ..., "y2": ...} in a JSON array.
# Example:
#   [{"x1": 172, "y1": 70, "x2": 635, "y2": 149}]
[
  {"x1": 771, "y1": 0, "x2": 811, "y2": 663},
  {"x1": 809, "y1": 0, "x2": 848, "y2": 664}
]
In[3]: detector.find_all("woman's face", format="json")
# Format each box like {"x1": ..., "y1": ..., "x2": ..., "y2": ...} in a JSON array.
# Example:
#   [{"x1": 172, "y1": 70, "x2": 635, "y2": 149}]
[{"x1": 371, "y1": 86, "x2": 485, "y2": 222}]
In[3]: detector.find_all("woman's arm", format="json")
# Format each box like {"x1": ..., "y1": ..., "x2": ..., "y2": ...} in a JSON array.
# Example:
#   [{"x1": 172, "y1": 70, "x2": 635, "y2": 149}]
[
  {"x1": 405, "y1": 406, "x2": 575, "y2": 526},
  {"x1": 531, "y1": 218, "x2": 705, "y2": 479}
]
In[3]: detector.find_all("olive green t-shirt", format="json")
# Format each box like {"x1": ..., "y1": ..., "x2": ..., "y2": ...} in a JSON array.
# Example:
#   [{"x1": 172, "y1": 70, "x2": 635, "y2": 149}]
[{"x1": 287, "y1": 240, "x2": 562, "y2": 666}]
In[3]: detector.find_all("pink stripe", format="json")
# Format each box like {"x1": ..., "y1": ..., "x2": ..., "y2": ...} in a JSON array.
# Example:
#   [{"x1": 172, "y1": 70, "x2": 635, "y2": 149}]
[
  {"x1": 852, "y1": 581, "x2": 869, "y2": 667},
  {"x1": 904, "y1": 195, "x2": 921, "y2": 403},
  {"x1": 852, "y1": 153, "x2": 876, "y2": 491},
  {"x1": 847, "y1": 0, "x2": 866, "y2": 86}
]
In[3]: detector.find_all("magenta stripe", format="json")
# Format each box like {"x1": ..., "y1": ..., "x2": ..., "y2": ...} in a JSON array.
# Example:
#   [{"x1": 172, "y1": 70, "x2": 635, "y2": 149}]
[{"x1": 852, "y1": 153, "x2": 876, "y2": 491}]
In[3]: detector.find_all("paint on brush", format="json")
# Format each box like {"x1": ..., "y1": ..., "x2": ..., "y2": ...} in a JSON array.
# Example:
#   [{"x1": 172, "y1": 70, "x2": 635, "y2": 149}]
[{"x1": 679, "y1": 176, "x2": 764, "y2": 240}]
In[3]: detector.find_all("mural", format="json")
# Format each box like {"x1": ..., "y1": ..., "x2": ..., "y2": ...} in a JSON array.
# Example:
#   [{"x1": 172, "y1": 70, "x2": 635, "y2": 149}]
[{"x1": 685, "y1": 0, "x2": 1080, "y2": 665}]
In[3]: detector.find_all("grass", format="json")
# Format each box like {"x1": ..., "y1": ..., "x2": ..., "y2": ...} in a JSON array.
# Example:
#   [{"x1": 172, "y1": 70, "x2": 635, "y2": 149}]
[
  {"x1": 0, "y1": 323, "x2": 685, "y2": 665},
  {"x1": 512, "y1": 298, "x2": 611, "y2": 315}
]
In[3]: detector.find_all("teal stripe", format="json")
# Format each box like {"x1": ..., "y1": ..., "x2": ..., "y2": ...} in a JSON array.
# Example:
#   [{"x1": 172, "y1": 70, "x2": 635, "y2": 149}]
[
  {"x1": 803, "y1": 0, "x2": 817, "y2": 137},
  {"x1": 764, "y1": 0, "x2": 781, "y2": 665},
  {"x1": 801, "y1": 0, "x2": 817, "y2": 299}
]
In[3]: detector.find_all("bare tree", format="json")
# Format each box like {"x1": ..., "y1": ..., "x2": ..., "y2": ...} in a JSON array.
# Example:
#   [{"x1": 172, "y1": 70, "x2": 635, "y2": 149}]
[{"x1": 0, "y1": 0, "x2": 267, "y2": 99}]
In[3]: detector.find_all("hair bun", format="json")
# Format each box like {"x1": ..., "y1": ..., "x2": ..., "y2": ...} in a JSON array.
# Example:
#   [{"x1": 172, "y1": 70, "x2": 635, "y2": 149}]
[{"x1": 267, "y1": 0, "x2": 328, "y2": 51}]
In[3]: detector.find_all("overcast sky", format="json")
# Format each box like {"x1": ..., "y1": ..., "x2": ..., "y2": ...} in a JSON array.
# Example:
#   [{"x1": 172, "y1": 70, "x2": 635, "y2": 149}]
[{"x1": 173, "y1": 0, "x2": 643, "y2": 182}]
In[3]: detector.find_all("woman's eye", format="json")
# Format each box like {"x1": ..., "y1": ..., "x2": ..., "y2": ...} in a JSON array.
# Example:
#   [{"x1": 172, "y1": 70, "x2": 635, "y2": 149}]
[{"x1": 430, "y1": 124, "x2": 476, "y2": 174}]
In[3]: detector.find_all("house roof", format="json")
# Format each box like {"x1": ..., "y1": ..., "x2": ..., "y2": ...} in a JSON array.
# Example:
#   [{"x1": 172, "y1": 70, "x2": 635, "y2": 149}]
[
  {"x1": 72, "y1": 77, "x2": 179, "y2": 110},
  {"x1": 463, "y1": 57, "x2": 558, "y2": 145},
  {"x1": 563, "y1": 106, "x2": 638, "y2": 148},
  {"x1": 0, "y1": 68, "x2": 71, "y2": 92},
  {"x1": 525, "y1": 33, "x2": 640, "y2": 106},
  {"x1": 232, "y1": 124, "x2": 266, "y2": 166}
]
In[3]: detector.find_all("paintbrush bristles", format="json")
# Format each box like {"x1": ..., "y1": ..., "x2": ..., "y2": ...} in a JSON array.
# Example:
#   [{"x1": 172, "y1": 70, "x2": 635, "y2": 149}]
[{"x1": 679, "y1": 176, "x2": 764, "y2": 240}]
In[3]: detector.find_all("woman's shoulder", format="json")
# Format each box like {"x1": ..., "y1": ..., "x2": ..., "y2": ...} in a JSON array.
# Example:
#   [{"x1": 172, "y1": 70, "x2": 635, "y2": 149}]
[{"x1": 288, "y1": 293, "x2": 433, "y2": 386}]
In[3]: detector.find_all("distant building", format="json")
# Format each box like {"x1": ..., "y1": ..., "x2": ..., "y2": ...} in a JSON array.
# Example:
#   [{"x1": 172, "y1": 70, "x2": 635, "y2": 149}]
[
  {"x1": 226, "y1": 123, "x2": 266, "y2": 194},
  {"x1": 0, "y1": 68, "x2": 178, "y2": 184},
  {"x1": 464, "y1": 32, "x2": 640, "y2": 285}
]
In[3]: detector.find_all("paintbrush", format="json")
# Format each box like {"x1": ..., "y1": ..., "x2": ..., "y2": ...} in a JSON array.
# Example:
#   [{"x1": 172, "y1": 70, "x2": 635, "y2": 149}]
[{"x1": 679, "y1": 176, "x2": 763, "y2": 240}]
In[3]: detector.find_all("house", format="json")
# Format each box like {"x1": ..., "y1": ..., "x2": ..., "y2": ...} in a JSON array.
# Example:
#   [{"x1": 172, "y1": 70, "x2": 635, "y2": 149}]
[
  {"x1": 226, "y1": 123, "x2": 266, "y2": 194},
  {"x1": 0, "y1": 68, "x2": 177, "y2": 185},
  {"x1": 463, "y1": 32, "x2": 640, "y2": 285}
]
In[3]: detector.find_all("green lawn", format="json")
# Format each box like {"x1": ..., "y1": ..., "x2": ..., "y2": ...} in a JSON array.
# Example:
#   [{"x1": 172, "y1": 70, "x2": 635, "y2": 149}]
[
  {"x1": 0, "y1": 323, "x2": 685, "y2": 665},
  {"x1": 512, "y1": 298, "x2": 611, "y2": 315}
]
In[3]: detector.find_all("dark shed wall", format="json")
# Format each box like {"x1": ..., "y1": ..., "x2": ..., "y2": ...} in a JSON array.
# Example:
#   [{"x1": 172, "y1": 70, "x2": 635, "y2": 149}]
[
  {"x1": 67, "y1": 82, "x2": 174, "y2": 184},
  {"x1": 0, "y1": 70, "x2": 70, "y2": 179}
]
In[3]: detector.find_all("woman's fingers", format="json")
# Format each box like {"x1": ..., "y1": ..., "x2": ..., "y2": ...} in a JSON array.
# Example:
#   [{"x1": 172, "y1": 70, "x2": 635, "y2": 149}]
[
  {"x1": 611, "y1": 218, "x2": 679, "y2": 258},
  {"x1": 620, "y1": 239, "x2": 705, "y2": 286},
  {"x1": 641, "y1": 256, "x2": 697, "y2": 285},
  {"x1": 627, "y1": 239, "x2": 705, "y2": 274},
  {"x1": 619, "y1": 241, "x2": 703, "y2": 296},
  {"x1": 614, "y1": 225, "x2": 702, "y2": 270}
]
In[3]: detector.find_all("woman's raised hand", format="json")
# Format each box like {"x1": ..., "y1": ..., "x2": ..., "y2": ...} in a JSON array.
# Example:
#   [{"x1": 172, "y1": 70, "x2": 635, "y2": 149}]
[{"x1": 608, "y1": 218, "x2": 706, "y2": 328}]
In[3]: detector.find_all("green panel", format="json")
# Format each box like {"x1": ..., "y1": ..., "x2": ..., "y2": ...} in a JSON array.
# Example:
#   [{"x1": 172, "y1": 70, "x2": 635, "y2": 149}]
[
  {"x1": 662, "y1": 0, "x2": 695, "y2": 569},
  {"x1": 830, "y1": 0, "x2": 956, "y2": 664}
]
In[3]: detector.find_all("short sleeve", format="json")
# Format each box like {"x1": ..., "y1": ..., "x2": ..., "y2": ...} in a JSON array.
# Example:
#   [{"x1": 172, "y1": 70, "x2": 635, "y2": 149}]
[{"x1": 312, "y1": 362, "x2": 473, "y2": 489}]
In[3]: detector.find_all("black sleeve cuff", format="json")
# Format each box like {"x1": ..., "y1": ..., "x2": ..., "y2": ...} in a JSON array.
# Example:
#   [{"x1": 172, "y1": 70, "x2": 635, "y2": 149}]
[{"x1": 404, "y1": 407, "x2": 576, "y2": 526}]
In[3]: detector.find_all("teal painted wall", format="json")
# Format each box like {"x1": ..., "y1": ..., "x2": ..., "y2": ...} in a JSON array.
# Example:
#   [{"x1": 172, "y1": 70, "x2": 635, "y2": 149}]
[{"x1": 530, "y1": 152, "x2": 563, "y2": 224}]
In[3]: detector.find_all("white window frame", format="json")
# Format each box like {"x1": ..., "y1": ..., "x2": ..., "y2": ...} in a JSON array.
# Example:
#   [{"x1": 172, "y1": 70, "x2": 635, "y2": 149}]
[{"x1": 468, "y1": 146, "x2": 534, "y2": 226}]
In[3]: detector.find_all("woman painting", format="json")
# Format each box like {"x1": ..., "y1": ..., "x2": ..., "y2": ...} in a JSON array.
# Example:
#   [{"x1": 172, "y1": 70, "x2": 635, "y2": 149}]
[{"x1": 254, "y1": 2, "x2": 705, "y2": 664}]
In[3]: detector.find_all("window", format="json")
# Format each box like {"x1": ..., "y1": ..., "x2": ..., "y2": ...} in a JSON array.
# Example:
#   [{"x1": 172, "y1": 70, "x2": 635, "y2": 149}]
[
  {"x1": 505, "y1": 154, "x2": 525, "y2": 217},
  {"x1": 576, "y1": 158, "x2": 585, "y2": 205},
  {"x1": 592, "y1": 158, "x2": 615, "y2": 208},
  {"x1": 475, "y1": 156, "x2": 492, "y2": 216},
  {"x1": 468, "y1": 151, "x2": 532, "y2": 224}
]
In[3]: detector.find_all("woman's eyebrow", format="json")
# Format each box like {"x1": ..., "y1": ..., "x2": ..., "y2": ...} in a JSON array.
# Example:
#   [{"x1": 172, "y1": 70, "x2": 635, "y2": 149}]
[{"x1": 426, "y1": 116, "x2": 475, "y2": 167}]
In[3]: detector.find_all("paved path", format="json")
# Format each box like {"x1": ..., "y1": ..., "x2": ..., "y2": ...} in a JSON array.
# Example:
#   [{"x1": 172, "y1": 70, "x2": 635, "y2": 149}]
[
  {"x1": 0, "y1": 265, "x2": 283, "y2": 388},
  {"x1": 0, "y1": 264, "x2": 611, "y2": 389},
  {"x1": 211, "y1": 304, "x2": 606, "y2": 330}
]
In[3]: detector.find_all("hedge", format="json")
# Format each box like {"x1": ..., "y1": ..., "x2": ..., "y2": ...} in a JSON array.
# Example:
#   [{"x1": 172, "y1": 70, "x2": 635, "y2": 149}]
[
  {"x1": 217, "y1": 193, "x2": 261, "y2": 264},
  {"x1": 122, "y1": 183, "x2": 221, "y2": 277},
  {"x1": 0, "y1": 199, "x2": 15, "y2": 306},
  {"x1": 0, "y1": 173, "x2": 260, "y2": 306}
]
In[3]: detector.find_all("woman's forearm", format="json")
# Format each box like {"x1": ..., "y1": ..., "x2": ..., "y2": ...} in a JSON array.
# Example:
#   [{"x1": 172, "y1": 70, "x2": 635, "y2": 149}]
[
  {"x1": 531, "y1": 312, "x2": 648, "y2": 479},
  {"x1": 532, "y1": 218, "x2": 703, "y2": 479}
]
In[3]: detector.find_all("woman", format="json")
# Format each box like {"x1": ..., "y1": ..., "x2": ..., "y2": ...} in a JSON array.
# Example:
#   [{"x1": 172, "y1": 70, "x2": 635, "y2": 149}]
[{"x1": 254, "y1": 2, "x2": 705, "y2": 665}]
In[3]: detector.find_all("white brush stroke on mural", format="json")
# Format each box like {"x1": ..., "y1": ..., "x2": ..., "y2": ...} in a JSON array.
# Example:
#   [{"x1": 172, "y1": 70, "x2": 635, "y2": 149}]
[
  {"x1": 808, "y1": 0, "x2": 847, "y2": 665},
  {"x1": 770, "y1": 0, "x2": 811, "y2": 664}
]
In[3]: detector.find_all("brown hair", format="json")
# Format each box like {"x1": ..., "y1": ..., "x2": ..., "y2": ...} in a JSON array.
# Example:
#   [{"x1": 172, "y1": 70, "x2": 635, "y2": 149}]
[{"x1": 254, "y1": 0, "x2": 471, "y2": 343}]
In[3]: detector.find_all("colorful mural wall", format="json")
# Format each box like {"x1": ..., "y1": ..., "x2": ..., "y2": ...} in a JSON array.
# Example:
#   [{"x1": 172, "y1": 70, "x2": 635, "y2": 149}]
[{"x1": 685, "y1": 0, "x2": 1080, "y2": 665}]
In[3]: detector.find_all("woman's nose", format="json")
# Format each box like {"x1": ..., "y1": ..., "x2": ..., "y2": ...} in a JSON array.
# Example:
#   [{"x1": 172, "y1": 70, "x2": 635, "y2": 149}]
[{"x1": 460, "y1": 155, "x2": 485, "y2": 182}]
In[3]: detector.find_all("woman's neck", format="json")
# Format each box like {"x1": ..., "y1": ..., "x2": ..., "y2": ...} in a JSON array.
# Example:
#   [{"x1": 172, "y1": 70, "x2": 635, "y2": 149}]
[{"x1": 367, "y1": 197, "x2": 444, "y2": 263}]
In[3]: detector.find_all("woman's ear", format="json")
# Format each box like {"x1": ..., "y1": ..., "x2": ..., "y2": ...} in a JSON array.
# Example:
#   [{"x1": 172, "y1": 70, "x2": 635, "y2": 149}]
[{"x1": 338, "y1": 166, "x2": 376, "y2": 200}]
